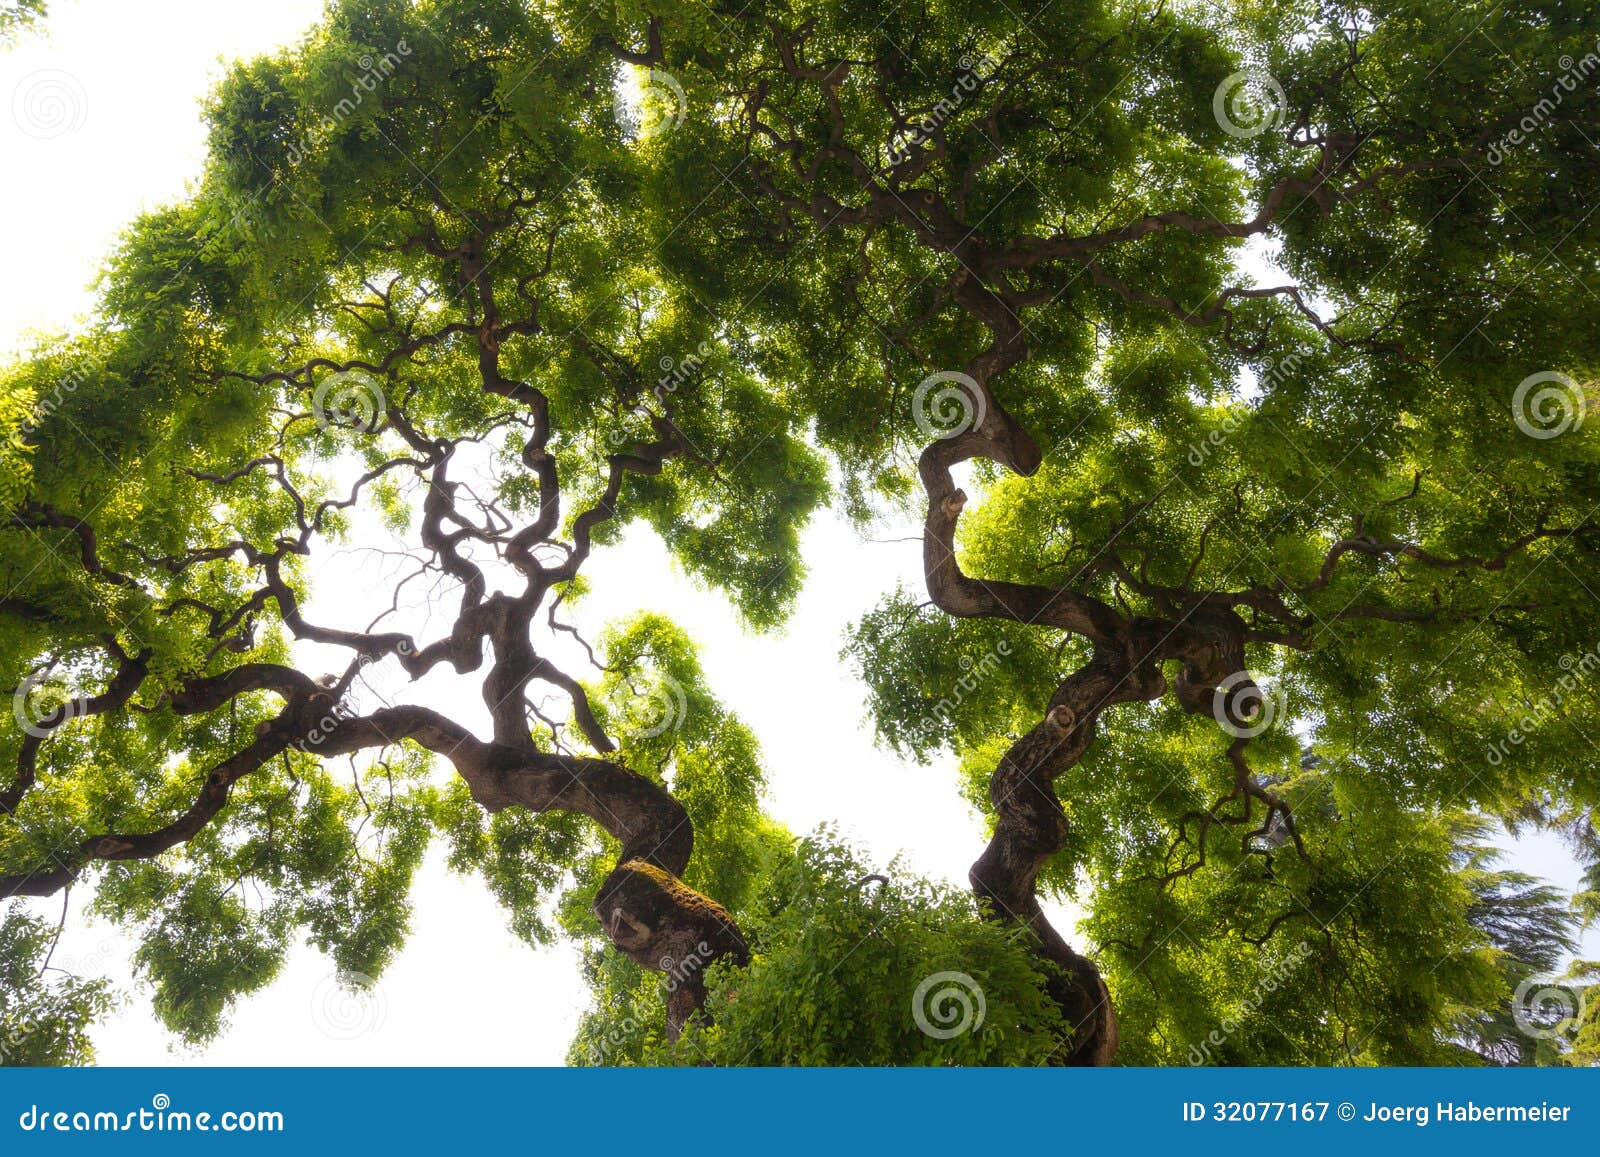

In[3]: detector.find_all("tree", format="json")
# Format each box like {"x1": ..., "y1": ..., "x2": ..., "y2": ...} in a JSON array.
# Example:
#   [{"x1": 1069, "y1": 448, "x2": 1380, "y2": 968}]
[
  {"x1": 2, "y1": 0, "x2": 823, "y2": 1050},
  {"x1": 574, "y1": 0, "x2": 1600, "y2": 1064},
  {"x1": 1450, "y1": 820, "x2": 1578, "y2": 1065},
  {"x1": 4, "y1": 0, "x2": 1599, "y2": 1065},
  {"x1": 0, "y1": 1, "x2": 46, "y2": 46},
  {"x1": 0, "y1": 908, "x2": 112, "y2": 1065}
]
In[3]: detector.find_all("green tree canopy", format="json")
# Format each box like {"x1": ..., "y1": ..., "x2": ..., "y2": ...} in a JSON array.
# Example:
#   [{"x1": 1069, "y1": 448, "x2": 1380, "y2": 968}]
[
  {"x1": 600, "y1": 0, "x2": 1600, "y2": 1063},
  {"x1": 3, "y1": 0, "x2": 1598, "y2": 1065},
  {"x1": 0, "y1": 1, "x2": 45, "y2": 45}
]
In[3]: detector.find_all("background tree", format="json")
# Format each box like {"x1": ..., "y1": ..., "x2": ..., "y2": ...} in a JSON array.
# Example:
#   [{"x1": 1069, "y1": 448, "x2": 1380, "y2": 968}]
[
  {"x1": 0, "y1": 908, "x2": 111, "y2": 1065},
  {"x1": 583, "y1": 0, "x2": 1600, "y2": 1062},
  {"x1": 0, "y1": 1, "x2": 45, "y2": 46}
]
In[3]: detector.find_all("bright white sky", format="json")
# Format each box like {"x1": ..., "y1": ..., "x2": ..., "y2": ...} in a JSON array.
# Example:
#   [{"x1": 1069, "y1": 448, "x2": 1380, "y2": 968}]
[{"x1": 1, "y1": 0, "x2": 1592, "y2": 1066}]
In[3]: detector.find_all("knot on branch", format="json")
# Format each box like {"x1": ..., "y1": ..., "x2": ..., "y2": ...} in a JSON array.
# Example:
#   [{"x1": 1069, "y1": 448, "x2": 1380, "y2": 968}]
[{"x1": 594, "y1": 859, "x2": 749, "y2": 972}]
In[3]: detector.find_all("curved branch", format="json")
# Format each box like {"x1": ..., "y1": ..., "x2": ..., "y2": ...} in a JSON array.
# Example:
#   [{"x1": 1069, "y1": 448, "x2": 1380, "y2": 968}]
[{"x1": 315, "y1": 706, "x2": 746, "y2": 1037}]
